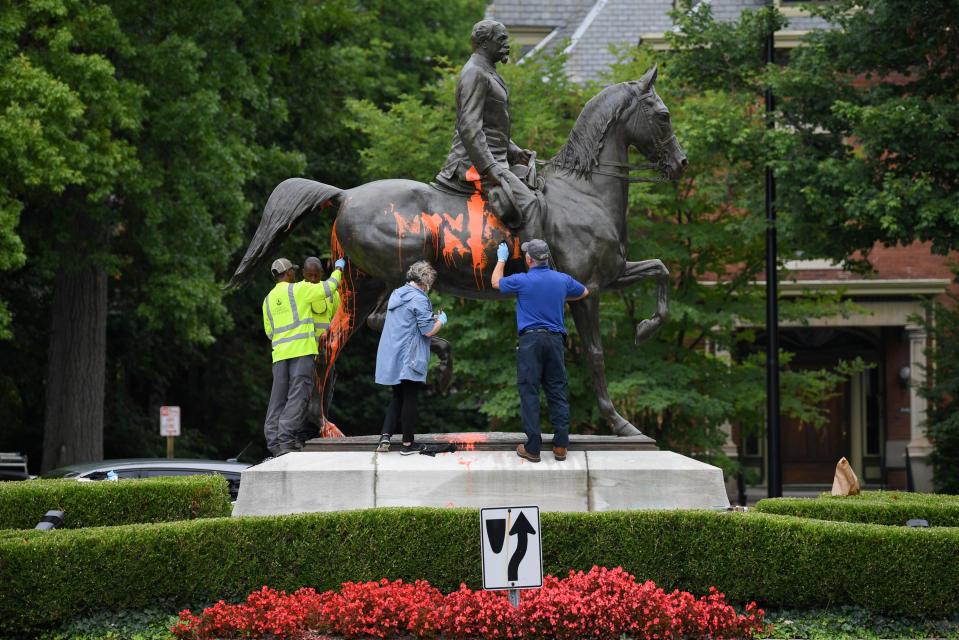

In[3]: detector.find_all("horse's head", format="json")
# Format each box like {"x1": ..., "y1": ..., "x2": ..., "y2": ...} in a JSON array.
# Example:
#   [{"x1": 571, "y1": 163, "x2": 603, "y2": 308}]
[
  {"x1": 624, "y1": 65, "x2": 687, "y2": 181},
  {"x1": 552, "y1": 66, "x2": 687, "y2": 183}
]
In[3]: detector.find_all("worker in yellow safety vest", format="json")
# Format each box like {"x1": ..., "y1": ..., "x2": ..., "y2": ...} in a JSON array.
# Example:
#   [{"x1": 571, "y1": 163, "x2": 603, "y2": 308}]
[
  {"x1": 298, "y1": 256, "x2": 343, "y2": 442},
  {"x1": 262, "y1": 256, "x2": 345, "y2": 457}
]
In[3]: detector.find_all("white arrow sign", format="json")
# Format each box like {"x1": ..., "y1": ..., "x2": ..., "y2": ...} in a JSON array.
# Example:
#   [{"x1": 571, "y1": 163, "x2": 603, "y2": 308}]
[{"x1": 480, "y1": 505, "x2": 542, "y2": 590}]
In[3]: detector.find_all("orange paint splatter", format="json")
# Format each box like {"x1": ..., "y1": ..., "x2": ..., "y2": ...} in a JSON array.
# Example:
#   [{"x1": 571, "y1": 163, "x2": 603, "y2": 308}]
[
  {"x1": 392, "y1": 203, "x2": 422, "y2": 265},
  {"x1": 457, "y1": 456, "x2": 478, "y2": 495},
  {"x1": 422, "y1": 213, "x2": 442, "y2": 261},
  {"x1": 449, "y1": 433, "x2": 490, "y2": 451}
]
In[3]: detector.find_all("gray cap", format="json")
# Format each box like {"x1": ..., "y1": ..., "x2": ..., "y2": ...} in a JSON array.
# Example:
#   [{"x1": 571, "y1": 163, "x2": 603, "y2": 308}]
[
  {"x1": 270, "y1": 258, "x2": 299, "y2": 276},
  {"x1": 521, "y1": 239, "x2": 551, "y2": 261}
]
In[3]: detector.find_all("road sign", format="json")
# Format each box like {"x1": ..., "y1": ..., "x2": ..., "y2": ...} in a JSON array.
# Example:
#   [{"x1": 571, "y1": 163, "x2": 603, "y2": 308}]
[
  {"x1": 160, "y1": 406, "x2": 181, "y2": 437},
  {"x1": 480, "y1": 505, "x2": 542, "y2": 590}
]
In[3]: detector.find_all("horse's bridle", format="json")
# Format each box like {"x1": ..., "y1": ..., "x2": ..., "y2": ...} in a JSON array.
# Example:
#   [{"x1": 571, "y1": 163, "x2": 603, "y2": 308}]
[{"x1": 547, "y1": 89, "x2": 679, "y2": 183}]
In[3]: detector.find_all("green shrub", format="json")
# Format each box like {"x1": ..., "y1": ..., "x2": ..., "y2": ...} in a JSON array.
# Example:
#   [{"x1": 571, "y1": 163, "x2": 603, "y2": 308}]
[
  {"x1": 755, "y1": 491, "x2": 959, "y2": 526},
  {"x1": 0, "y1": 476, "x2": 232, "y2": 529},
  {"x1": 1, "y1": 508, "x2": 956, "y2": 634}
]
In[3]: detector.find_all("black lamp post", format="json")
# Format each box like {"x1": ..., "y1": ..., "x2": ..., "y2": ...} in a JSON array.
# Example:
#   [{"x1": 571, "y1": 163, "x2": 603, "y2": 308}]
[{"x1": 765, "y1": 2, "x2": 783, "y2": 498}]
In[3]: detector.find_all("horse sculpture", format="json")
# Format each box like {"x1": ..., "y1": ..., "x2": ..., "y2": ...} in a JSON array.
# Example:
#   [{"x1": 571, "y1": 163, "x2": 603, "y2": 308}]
[{"x1": 228, "y1": 65, "x2": 687, "y2": 437}]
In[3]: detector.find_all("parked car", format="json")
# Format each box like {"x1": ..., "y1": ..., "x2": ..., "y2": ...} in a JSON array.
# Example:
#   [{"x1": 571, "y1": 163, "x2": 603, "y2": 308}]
[
  {"x1": 0, "y1": 452, "x2": 34, "y2": 481},
  {"x1": 41, "y1": 458, "x2": 251, "y2": 500}
]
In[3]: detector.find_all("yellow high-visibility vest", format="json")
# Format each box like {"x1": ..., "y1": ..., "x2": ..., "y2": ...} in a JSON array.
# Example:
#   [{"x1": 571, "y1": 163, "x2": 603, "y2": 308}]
[{"x1": 262, "y1": 270, "x2": 341, "y2": 362}]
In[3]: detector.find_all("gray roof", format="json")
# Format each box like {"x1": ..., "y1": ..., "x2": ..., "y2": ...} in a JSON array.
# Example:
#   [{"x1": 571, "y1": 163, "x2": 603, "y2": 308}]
[{"x1": 487, "y1": 0, "x2": 834, "y2": 83}]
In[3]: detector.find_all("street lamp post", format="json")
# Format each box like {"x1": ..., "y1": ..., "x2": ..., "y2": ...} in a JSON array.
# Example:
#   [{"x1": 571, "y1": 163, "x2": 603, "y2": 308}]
[{"x1": 765, "y1": 3, "x2": 782, "y2": 498}]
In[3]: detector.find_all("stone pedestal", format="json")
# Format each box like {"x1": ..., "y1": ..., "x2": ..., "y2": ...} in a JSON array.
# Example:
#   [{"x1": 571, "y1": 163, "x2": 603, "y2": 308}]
[{"x1": 232, "y1": 434, "x2": 729, "y2": 516}]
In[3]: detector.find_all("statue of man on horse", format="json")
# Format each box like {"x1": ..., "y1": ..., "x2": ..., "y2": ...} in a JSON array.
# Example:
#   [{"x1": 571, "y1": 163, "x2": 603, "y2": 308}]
[
  {"x1": 433, "y1": 19, "x2": 545, "y2": 231},
  {"x1": 228, "y1": 27, "x2": 687, "y2": 438}
]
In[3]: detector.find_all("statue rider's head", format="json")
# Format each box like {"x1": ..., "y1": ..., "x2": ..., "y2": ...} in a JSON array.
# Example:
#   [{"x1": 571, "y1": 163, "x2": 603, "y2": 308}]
[{"x1": 471, "y1": 20, "x2": 510, "y2": 64}]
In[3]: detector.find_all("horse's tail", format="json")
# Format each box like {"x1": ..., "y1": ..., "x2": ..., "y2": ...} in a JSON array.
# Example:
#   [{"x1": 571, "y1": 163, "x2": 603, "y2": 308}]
[{"x1": 225, "y1": 177, "x2": 344, "y2": 289}]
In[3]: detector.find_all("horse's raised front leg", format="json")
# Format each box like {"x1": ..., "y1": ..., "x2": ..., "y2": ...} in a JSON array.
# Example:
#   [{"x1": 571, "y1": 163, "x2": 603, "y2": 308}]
[
  {"x1": 607, "y1": 259, "x2": 670, "y2": 345},
  {"x1": 569, "y1": 295, "x2": 643, "y2": 437}
]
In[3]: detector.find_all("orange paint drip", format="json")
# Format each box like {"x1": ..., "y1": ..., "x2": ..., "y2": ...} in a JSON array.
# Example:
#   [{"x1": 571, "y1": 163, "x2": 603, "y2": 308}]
[
  {"x1": 465, "y1": 192, "x2": 489, "y2": 288},
  {"x1": 316, "y1": 223, "x2": 357, "y2": 439},
  {"x1": 392, "y1": 203, "x2": 421, "y2": 265},
  {"x1": 422, "y1": 213, "x2": 442, "y2": 261},
  {"x1": 457, "y1": 456, "x2": 477, "y2": 495}
]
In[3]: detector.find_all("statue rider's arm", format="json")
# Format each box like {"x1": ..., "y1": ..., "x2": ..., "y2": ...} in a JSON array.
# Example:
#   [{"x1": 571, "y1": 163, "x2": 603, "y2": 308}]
[{"x1": 456, "y1": 67, "x2": 497, "y2": 176}]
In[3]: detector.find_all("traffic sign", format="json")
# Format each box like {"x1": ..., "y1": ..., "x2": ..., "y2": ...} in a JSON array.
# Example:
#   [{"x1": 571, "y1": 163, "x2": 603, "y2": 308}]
[
  {"x1": 480, "y1": 505, "x2": 542, "y2": 590},
  {"x1": 160, "y1": 406, "x2": 181, "y2": 437}
]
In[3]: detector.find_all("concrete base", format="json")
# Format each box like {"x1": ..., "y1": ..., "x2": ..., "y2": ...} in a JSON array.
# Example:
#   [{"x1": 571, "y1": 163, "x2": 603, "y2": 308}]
[{"x1": 232, "y1": 448, "x2": 729, "y2": 516}]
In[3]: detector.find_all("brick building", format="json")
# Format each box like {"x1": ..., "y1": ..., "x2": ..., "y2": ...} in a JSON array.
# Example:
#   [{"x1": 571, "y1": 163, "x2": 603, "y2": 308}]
[{"x1": 485, "y1": 0, "x2": 949, "y2": 495}]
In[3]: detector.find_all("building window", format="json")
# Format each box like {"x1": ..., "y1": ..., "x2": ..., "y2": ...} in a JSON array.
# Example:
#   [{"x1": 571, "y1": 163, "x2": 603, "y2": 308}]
[
  {"x1": 506, "y1": 26, "x2": 557, "y2": 57},
  {"x1": 775, "y1": 0, "x2": 832, "y2": 18}
]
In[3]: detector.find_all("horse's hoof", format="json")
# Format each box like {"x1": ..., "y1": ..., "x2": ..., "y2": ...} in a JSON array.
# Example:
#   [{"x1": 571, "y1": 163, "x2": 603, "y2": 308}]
[
  {"x1": 612, "y1": 419, "x2": 643, "y2": 437},
  {"x1": 634, "y1": 318, "x2": 661, "y2": 345}
]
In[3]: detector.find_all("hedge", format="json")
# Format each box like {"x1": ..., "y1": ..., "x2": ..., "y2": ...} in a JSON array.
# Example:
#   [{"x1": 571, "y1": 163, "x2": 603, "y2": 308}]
[
  {"x1": 0, "y1": 476, "x2": 232, "y2": 529},
  {"x1": 1, "y1": 508, "x2": 956, "y2": 634},
  {"x1": 755, "y1": 490, "x2": 959, "y2": 526}
]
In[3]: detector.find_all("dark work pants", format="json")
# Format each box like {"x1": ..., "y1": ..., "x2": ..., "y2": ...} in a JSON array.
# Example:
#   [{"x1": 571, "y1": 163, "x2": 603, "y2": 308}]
[
  {"x1": 516, "y1": 332, "x2": 570, "y2": 455},
  {"x1": 381, "y1": 379, "x2": 421, "y2": 444},
  {"x1": 264, "y1": 354, "x2": 315, "y2": 455}
]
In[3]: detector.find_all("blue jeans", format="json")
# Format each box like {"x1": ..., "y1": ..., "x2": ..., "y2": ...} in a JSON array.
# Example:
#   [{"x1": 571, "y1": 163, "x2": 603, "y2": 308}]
[{"x1": 516, "y1": 331, "x2": 570, "y2": 455}]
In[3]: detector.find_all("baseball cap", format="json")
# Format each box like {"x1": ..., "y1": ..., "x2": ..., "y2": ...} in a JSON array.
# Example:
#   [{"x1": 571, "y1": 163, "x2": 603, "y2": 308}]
[
  {"x1": 270, "y1": 258, "x2": 299, "y2": 276},
  {"x1": 521, "y1": 239, "x2": 551, "y2": 261}
]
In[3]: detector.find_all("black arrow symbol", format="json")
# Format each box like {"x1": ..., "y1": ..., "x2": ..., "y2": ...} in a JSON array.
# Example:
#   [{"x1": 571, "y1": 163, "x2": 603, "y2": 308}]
[{"x1": 507, "y1": 512, "x2": 536, "y2": 581}]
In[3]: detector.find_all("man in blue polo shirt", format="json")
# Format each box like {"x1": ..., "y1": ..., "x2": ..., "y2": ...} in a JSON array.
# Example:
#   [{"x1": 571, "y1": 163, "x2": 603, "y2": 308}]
[{"x1": 492, "y1": 239, "x2": 589, "y2": 462}]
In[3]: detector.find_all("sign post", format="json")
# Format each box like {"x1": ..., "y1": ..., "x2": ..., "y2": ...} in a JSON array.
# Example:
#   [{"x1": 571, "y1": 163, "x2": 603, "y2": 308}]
[
  {"x1": 480, "y1": 506, "x2": 542, "y2": 608},
  {"x1": 159, "y1": 406, "x2": 181, "y2": 458}
]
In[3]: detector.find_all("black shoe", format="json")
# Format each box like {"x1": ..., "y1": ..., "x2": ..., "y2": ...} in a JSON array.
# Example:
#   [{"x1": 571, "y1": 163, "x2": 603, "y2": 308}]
[
  {"x1": 400, "y1": 443, "x2": 426, "y2": 456},
  {"x1": 376, "y1": 434, "x2": 391, "y2": 453}
]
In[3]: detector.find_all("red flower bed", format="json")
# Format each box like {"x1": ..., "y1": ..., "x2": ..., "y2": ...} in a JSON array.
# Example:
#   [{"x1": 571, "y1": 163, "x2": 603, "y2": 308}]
[{"x1": 172, "y1": 566, "x2": 769, "y2": 639}]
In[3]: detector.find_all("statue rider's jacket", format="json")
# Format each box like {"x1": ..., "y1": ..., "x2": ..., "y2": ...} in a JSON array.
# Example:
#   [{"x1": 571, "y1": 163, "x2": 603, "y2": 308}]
[
  {"x1": 438, "y1": 52, "x2": 523, "y2": 184},
  {"x1": 262, "y1": 269, "x2": 342, "y2": 363}
]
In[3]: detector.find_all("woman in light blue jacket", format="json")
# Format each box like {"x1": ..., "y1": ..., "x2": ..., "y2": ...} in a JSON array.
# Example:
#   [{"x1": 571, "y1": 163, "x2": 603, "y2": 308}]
[{"x1": 375, "y1": 261, "x2": 448, "y2": 454}]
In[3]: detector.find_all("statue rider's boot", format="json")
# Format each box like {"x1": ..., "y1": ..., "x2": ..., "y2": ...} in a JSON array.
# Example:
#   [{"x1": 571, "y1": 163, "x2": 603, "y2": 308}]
[{"x1": 488, "y1": 186, "x2": 523, "y2": 230}]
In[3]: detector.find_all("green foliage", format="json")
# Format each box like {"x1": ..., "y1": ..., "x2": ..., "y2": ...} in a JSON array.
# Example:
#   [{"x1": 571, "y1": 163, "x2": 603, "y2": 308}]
[
  {"x1": 918, "y1": 292, "x2": 959, "y2": 494},
  {"x1": 761, "y1": 606, "x2": 959, "y2": 640},
  {"x1": 669, "y1": 0, "x2": 959, "y2": 267},
  {"x1": 2, "y1": 508, "x2": 957, "y2": 634},
  {"x1": 755, "y1": 491, "x2": 959, "y2": 526},
  {"x1": 0, "y1": 476, "x2": 231, "y2": 529},
  {"x1": 0, "y1": 0, "x2": 486, "y2": 466}
]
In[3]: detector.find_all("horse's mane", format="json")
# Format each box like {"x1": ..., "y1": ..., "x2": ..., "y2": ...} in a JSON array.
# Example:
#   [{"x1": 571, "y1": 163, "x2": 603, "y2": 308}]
[{"x1": 552, "y1": 82, "x2": 639, "y2": 180}]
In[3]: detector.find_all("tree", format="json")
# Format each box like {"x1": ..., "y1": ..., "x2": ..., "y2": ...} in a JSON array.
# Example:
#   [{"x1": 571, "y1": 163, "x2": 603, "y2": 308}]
[
  {"x1": 1, "y1": 0, "x2": 311, "y2": 470},
  {"x1": 771, "y1": 0, "x2": 959, "y2": 265},
  {"x1": 1, "y1": 1, "x2": 144, "y2": 469},
  {"x1": 919, "y1": 292, "x2": 959, "y2": 493},
  {"x1": 666, "y1": 0, "x2": 959, "y2": 267},
  {"x1": 0, "y1": 0, "x2": 488, "y2": 469}
]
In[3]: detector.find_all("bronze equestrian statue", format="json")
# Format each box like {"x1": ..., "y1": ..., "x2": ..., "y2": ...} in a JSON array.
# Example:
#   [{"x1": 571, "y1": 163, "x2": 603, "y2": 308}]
[{"x1": 228, "y1": 63, "x2": 687, "y2": 437}]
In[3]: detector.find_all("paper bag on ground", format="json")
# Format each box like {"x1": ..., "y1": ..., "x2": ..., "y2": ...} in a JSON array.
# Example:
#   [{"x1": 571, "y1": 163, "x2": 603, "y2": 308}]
[{"x1": 831, "y1": 456, "x2": 860, "y2": 496}]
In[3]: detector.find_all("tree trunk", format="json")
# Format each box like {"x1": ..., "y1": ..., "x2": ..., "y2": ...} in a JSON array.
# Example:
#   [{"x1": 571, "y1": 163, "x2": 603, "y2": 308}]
[{"x1": 41, "y1": 263, "x2": 107, "y2": 472}]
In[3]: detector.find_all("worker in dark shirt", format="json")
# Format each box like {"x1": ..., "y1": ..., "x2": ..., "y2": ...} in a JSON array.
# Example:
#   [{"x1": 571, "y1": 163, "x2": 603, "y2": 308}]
[{"x1": 491, "y1": 239, "x2": 589, "y2": 462}]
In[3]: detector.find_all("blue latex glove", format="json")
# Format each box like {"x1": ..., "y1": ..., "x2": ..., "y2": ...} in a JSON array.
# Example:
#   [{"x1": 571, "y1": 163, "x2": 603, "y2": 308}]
[
  {"x1": 334, "y1": 257, "x2": 346, "y2": 270},
  {"x1": 496, "y1": 242, "x2": 509, "y2": 262},
  {"x1": 437, "y1": 311, "x2": 448, "y2": 326}
]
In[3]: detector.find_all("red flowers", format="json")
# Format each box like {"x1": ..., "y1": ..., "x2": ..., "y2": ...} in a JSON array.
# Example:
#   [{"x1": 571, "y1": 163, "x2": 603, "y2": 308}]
[{"x1": 172, "y1": 566, "x2": 770, "y2": 639}]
